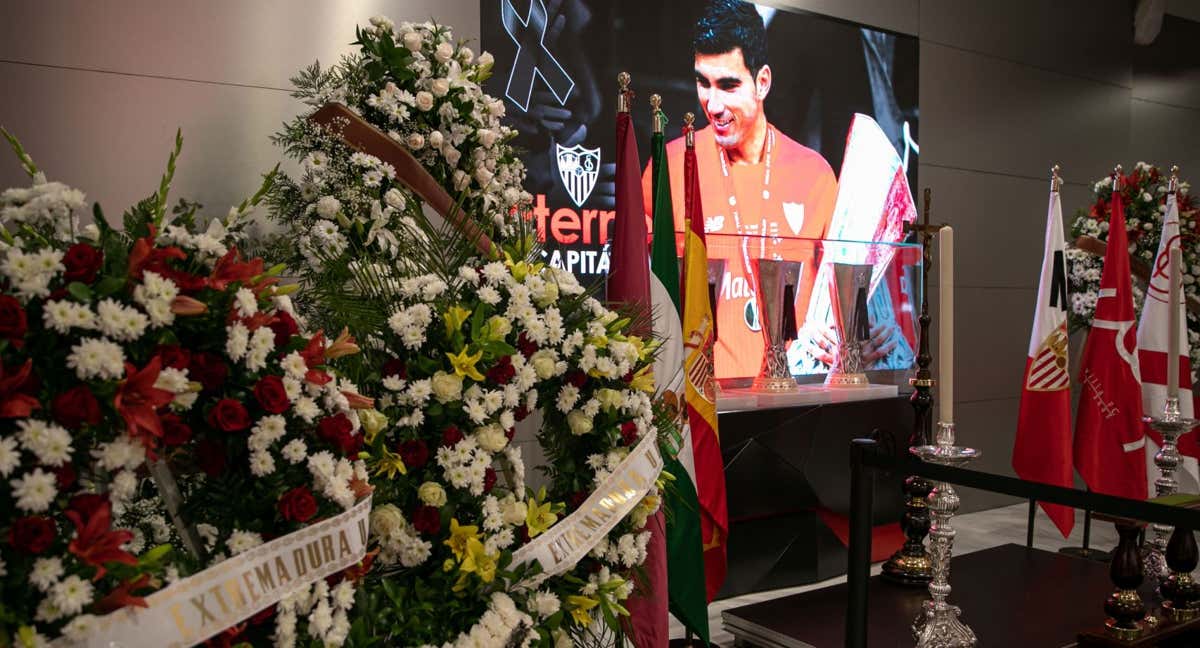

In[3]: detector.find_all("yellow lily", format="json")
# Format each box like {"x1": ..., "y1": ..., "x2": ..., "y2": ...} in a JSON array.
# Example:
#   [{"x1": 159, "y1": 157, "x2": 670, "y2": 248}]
[
  {"x1": 565, "y1": 595, "x2": 599, "y2": 627},
  {"x1": 444, "y1": 518, "x2": 480, "y2": 560},
  {"x1": 460, "y1": 537, "x2": 498, "y2": 583},
  {"x1": 525, "y1": 495, "x2": 558, "y2": 538},
  {"x1": 373, "y1": 446, "x2": 407, "y2": 479},
  {"x1": 446, "y1": 347, "x2": 486, "y2": 381},
  {"x1": 629, "y1": 364, "x2": 655, "y2": 393},
  {"x1": 444, "y1": 305, "x2": 472, "y2": 337}
]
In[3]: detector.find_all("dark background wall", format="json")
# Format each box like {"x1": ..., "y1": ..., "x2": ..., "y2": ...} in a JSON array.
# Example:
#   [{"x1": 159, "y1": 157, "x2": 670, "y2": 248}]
[{"x1": 2, "y1": 0, "x2": 1199, "y2": 513}]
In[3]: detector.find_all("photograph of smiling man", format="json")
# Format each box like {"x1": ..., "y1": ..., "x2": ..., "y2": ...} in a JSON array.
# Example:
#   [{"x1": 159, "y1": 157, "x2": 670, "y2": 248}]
[{"x1": 642, "y1": 0, "x2": 838, "y2": 379}]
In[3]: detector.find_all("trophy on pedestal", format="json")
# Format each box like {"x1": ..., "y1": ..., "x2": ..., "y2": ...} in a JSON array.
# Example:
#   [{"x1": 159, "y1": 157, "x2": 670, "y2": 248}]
[
  {"x1": 751, "y1": 258, "x2": 801, "y2": 392},
  {"x1": 825, "y1": 263, "x2": 873, "y2": 387}
]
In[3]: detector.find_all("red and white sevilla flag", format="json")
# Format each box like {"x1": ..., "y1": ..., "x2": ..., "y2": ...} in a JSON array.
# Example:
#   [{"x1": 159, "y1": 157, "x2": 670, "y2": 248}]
[
  {"x1": 1013, "y1": 189, "x2": 1075, "y2": 537},
  {"x1": 1074, "y1": 190, "x2": 1147, "y2": 500},
  {"x1": 1137, "y1": 192, "x2": 1199, "y2": 489}
]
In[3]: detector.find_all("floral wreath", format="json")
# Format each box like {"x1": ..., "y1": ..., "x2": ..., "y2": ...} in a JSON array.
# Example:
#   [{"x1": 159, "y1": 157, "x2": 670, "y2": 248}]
[
  {"x1": 1067, "y1": 162, "x2": 1200, "y2": 378},
  {"x1": 264, "y1": 16, "x2": 663, "y2": 648},
  {"x1": 0, "y1": 131, "x2": 377, "y2": 648}
]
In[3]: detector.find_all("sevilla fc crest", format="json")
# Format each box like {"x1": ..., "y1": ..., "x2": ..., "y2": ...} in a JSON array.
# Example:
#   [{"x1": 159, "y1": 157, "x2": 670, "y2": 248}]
[{"x1": 556, "y1": 143, "x2": 600, "y2": 207}]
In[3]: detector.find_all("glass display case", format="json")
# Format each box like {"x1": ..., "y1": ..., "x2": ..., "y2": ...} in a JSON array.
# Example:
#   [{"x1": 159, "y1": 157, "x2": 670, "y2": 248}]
[{"x1": 676, "y1": 233, "x2": 923, "y2": 411}]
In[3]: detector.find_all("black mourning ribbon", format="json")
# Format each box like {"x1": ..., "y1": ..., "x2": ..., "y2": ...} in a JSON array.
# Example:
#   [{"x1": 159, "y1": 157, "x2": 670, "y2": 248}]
[{"x1": 501, "y1": 0, "x2": 575, "y2": 112}]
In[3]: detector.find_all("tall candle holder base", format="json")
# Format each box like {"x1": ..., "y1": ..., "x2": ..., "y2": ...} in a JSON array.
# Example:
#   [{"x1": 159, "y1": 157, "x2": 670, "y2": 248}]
[
  {"x1": 1143, "y1": 396, "x2": 1197, "y2": 583},
  {"x1": 911, "y1": 422, "x2": 979, "y2": 648}
]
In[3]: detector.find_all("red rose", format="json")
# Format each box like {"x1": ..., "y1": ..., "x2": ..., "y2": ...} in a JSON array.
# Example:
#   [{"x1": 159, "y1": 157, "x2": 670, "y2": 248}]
[
  {"x1": 398, "y1": 440, "x2": 429, "y2": 469},
  {"x1": 68, "y1": 493, "x2": 108, "y2": 519},
  {"x1": 270, "y1": 311, "x2": 299, "y2": 349},
  {"x1": 278, "y1": 486, "x2": 318, "y2": 522},
  {"x1": 208, "y1": 398, "x2": 250, "y2": 432},
  {"x1": 53, "y1": 463, "x2": 77, "y2": 490},
  {"x1": 196, "y1": 438, "x2": 227, "y2": 476},
  {"x1": 411, "y1": 506, "x2": 441, "y2": 535},
  {"x1": 483, "y1": 467, "x2": 497, "y2": 493},
  {"x1": 318, "y1": 414, "x2": 361, "y2": 456},
  {"x1": 569, "y1": 491, "x2": 589, "y2": 510},
  {"x1": 52, "y1": 385, "x2": 102, "y2": 430},
  {"x1": 253, "y1": 376, "x2": 290, "y2": 414},
  {"x1": 0, "y1": 295, "x2": 28, "y2": 345},
  {"x1": 516, "y1": 332, "x2": 538, "y2": 358},
  {"x1": 190, "y1": 352, "x2": 228, "y2": 392},
  {"x1": 160, "y1": 413, "x2": 192, "y2": 446},
  {"x1": 441, "y1": 424, "x2": 464, "y2": 447},
  {"x1": 9, "y1": 515, "x2": 55, "y2": 554},
  {"x1": 514, "y1": 405, "x2": 530, "y2": 422},
  {"x1": 382, "y1": 358, "x2": 407, "y2": 379},
  {"x1": 155, "y1": 345, "x2": 191, "y2": 370},
  {"x1": 565, "y1": 370, "x2": 588, "y2": 388},
  {"x1": 505, "y1": 427, "x2": 515, "y2": 441},
  {"x1": 63, "y1": 242, "x2": 103, "y2": 284},
  {"x1": 620, "y1": 421, "x2": 638, "y2": 446},
  {"x1": 486, "y1": 355, "x2": 515, "y2": 385}
]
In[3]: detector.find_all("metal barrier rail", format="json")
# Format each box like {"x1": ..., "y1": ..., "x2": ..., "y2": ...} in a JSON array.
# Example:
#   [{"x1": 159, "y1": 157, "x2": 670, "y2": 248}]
[{"x1": 846, "y1": 438, "x2": 1200, "y2": 648}]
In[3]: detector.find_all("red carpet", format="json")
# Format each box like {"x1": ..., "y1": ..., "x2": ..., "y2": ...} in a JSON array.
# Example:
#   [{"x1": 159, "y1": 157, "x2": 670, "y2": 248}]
[{"x1": 816, "y1": 507, "x2": 905, "y2": 563}]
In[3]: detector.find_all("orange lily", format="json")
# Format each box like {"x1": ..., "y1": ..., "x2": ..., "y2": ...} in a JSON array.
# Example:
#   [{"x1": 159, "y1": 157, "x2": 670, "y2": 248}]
[
  {"x1": 65, "y1": 500, "x2": 137, "y2": 581},
  {"x1": 114, "y1": 358, "x2": 175, "y2": 450}
]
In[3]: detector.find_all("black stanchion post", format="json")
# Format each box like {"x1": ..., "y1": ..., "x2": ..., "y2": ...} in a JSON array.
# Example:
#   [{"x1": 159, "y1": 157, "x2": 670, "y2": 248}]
[
  {"x1": 1027, "y1": 499, "x2": 1037, "y2": 548},
  {"x1": 847, "y1": 439, "x2": 875, "y2": 648}
]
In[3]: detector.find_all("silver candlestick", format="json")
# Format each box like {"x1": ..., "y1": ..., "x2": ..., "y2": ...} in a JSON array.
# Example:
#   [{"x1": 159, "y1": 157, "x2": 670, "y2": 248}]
[
  {"x1": 911, "y1": 422, "x2": 980, "y2": 648},
  {"x1": 1143, "y1": 395, "x2": 1198, "y2": 582}
]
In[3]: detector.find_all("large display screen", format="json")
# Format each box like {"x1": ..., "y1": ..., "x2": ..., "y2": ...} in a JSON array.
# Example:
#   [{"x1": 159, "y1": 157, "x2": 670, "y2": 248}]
[{"x1": 482, "y1": 0, "x2": 920, "y2": 380}]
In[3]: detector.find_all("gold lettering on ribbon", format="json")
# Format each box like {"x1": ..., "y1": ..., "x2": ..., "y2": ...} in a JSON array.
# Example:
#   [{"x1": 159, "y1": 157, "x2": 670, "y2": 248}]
[
  {"x1": 170, "y1": 603, "x2": 195, "y2": 642},
  {"x1": 275, "y1": 556, "x2": 292, "y2": 585},
  {"x1": 256, "y1": 562, "x2": 277, "y2": 593},
  {"x1": 242, "y1": 571, "x2": 261, "y2": 604},
  {"x1": 338, "y1": 530, "x2": 353, "y2": 559},
  {"x1": 321, "y1": 534, "x2": 336, "y2": 564},
  {"x1": 190, "y1": 594, "x2": 215, "y2": 626},
  {"x1": 293, "y1": 548, "x2": 308, "y2": 577}
]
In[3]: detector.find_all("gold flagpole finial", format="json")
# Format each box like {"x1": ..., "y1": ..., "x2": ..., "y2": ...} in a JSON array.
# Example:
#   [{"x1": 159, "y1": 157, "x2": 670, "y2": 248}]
[
  {"x1": 1051, "y1": 164, "x2": 1062, "y2": 193},
  {"x1": 1113, "y1": 164, "x2": 1123, "y2": 191},
  {"x1": 650, "y1": 94, "x2": 663, "y2": 133},
  {"x1": 617, "y1": 72, "x2": 632, "y2": 113},
  {"x1": 684, "y1": 112, "x2": 695, "y2": 148},
  {"x1": 1170, "y1": 165, "x2": 1180, "y2": 193}
]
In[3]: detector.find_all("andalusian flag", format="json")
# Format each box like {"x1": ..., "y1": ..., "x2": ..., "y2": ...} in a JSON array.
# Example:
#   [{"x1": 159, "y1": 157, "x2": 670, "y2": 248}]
[
  {"x1": 681, "y1": 120, "x2": 728, "y2": 601},
  {"x1": 649, "y1": 109, "x2": 710, "y2": 642}
]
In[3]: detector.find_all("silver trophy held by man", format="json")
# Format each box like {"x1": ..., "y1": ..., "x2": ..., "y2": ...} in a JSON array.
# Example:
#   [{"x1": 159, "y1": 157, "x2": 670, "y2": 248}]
[{"x1": 750, "y1": 259, "x2": 874, "y2": 391}]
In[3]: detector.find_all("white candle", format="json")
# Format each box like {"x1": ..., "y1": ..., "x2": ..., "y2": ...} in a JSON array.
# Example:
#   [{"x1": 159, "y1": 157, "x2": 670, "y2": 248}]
[
  {"x1": 939, "y1": 226, "x2": 954, "y2": 424},
  {"x1": 1168, "y1": 246, "x2": 1182, "y2": 396}
]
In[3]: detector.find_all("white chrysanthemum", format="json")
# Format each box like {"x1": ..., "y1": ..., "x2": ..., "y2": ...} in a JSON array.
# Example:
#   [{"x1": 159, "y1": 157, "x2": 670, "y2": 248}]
[
  {"x1": 59, "y1": 613, "x2": 97, "y2": 642},
  {"x1": 11, "y1": 468, "x2": 57, "y2": 512},
  {"x1": 50, "y1": 575, "x2": 94, "y2": 616},
  {"x1": 249, "y1": 450, "x2": 276, "y2": 476},
  {"x1": 227, "y1": 530, "x2": 264, "y2": 555},
  {"x1": 225, "y1": 322, "x2": 250, "y2": 360},
  {"x1": 0, "y1": 437, "x2": 19, "y2": 477},
  {"x1": 94, "y1": 435, "x2": 147, "y2": 471},
  {"x1": 96, "y1": 298, "x2": 149, "y2": 342},
  {"x1": 245, "y1": 326, "x2": 275, "y2": 371},
  {"x1": 29, "y1": 557, "x2": 64, "y2": 592},
  {"x1": 110, "y1": 470, "x2": 138, "y2": 502},
  {"x1": 234, "y1": 287, "x2": 258, "y2": 318},
  {"x1": 42, "y1": 299, "x2": 95, "y2": 333},
  {"x1": 67, "y1": 337, "x2": 126, "y2": 381},
  {"x1": 16, "y1": 419, "x2": 72, "y2": 467},
  {"x1": 293, "y1": 397, "x2": 321, "y2": 423},
  {"x1": 281, "y1": 351, "x2": 308, "y2": 379}
]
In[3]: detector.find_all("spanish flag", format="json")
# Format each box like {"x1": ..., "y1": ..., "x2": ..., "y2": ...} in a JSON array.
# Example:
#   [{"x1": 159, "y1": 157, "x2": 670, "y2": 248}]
[{"x1": 681, "y1": 118, "x2": 728, "y2": 601}]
